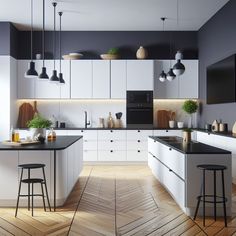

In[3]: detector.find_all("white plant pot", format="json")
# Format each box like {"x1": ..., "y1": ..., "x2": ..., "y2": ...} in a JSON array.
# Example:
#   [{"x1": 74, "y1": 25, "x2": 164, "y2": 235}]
[
  {"x1": 169, "y1": 120, "x2": 175, "y2": 128},
  {"x1": 30, "y1": 128, "x2": 46, "y2": 139}
]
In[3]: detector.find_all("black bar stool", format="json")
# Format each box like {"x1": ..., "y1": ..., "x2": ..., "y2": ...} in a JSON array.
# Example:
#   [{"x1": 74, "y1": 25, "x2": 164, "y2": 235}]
[
  {"x1": 15, "y1": 163, "x2": 51, "y2": 217},
  {"x1": 193, "y1": 164, "x2": 227, "y2": 227}
]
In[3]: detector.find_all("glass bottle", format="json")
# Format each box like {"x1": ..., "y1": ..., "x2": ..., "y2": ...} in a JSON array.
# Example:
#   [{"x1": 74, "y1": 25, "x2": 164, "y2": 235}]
[{"x1": 47, "y1": 128, "x2": 56, "y2": 141}]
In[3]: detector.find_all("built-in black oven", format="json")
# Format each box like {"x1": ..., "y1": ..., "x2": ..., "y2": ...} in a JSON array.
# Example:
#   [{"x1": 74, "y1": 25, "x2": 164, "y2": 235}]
[{"x1": 126, "y1": 91, "x2": 153, "y2": 127}]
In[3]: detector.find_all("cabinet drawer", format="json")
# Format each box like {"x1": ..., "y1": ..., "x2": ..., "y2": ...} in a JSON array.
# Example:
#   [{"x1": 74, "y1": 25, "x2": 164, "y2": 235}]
[
  {"x1": 98, "y1": 140, "x2": 126, "y2": 150},
  {"x1": 98, "y1": 150, "x2": 126, "y2": 161},
  {"x1": 83, "y1": 150, "x2": 97, "y2": 161},
  {"x1": 127, "y1": 140, "x2": 147, "y2": 150},
  {"x1": 83, "y1": 140, "x2": 97, "y2": 150},
  {"x1": 148, "y1": 138, "x2": 159, "y2": 157},
  {"x1": 153, "y1": 130, "x2": 182, "y2": 137},
  {"x1": 69, "y1": 130, "x2": 97, "y2": 140},
  {"x1": 127, "y1": 130, "x2": 153, "y2": 140},
  {"x1": 159, "y1": 143, "x2": 185, "y2": 180},
  {"x1": 98, "y1": 130, "x2": 126, "y2": 140},
  {"x1": 127, "y1": 150, "x2": 148, "y2": 161}
]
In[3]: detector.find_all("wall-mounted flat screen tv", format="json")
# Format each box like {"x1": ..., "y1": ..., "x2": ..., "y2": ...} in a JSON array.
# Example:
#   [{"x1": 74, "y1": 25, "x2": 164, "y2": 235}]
[{"x1": 207, "y1": 54, "x2": 236, "y2": 104}]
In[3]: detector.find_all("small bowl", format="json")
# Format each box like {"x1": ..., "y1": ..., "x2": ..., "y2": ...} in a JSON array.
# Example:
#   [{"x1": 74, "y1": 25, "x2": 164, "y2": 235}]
[
  {"x1": 62, "y1": 53, "x2": 83, "y2": 60},
  {"x1": 100, "y1": 54, "x2": 119, "y2": 60},
  {"x1": 177, "y1": 122, "x2": 184, "y2": 128}
]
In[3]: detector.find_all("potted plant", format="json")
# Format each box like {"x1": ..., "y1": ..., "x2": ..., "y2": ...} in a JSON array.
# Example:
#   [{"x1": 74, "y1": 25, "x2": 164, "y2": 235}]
[
  {"x1": 100, "y1": 47, "x2": 120, "y2": 60},
  {"x1": 182, "y1": 100, "x2": 198, "y2": 128},
  {"x1": 182, "y1": 128, "x2": 193, "y2": 143},
  {"x1": 27, "y1": 115, "x2": 52, "y2": 139}
]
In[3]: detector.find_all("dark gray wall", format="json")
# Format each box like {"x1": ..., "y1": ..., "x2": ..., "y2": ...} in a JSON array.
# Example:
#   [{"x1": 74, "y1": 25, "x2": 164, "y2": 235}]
[
  {"x1": 198, "y1": 0, "x2": 236, "y2": 129},
  {"x1": 18, "y1": 31, "x2": 198, "y2": 59},
  {"x1": 0, "y1": 22, "x2": 11, "y2": 55}
]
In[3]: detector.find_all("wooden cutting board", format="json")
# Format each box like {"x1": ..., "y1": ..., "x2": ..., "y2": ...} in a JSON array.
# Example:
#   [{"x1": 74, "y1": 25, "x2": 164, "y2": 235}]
[
  {"x1": 17, "y1": 103, "x2": 34, "y2": 128},
  {"x1": 157, "y1": 110, "x2": 170, "y2": 128}
]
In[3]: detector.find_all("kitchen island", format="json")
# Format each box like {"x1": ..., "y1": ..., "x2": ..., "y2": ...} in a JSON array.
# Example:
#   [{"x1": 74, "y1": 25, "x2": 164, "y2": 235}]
[
  {"x1": 148, "y1": 136, "x2": 232, "y2": 216},
  {"x1": 0, "y1": 136, "x2": 83, "y2": 211}
]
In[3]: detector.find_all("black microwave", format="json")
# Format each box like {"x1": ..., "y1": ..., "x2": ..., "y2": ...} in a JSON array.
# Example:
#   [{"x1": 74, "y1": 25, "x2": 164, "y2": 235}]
[{"x1": 127, "y1": 91, "x2": 153, "y2": 107}]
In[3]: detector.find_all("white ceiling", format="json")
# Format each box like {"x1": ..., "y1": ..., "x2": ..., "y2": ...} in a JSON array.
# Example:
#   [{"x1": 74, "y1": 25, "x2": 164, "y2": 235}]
[{"x1": 0, "y1": 0, "x2": 230, "y2": 31}]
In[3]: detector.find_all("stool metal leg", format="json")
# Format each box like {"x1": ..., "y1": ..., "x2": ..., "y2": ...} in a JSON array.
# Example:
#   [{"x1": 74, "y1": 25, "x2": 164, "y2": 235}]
[
  {"x1": 214, "y1": 170, "x2": 216, "y2": 221},
  {"x1": 203, "y1": 169, "x2": 206, "y2": 227},
  {"x1": 42, "y1": 167, "x2": 51, "y2": 211},
  {"x1": 15, "y1": 168, "x2": 23, "y2": 217},
  {"x1": 41, "y1": 182, "x2": 46, "y2": 212},
  {"x1": 28, "y1": 169, "x2": 30, "y2": 211},
  {"x1": 221, "y1": 170, "x2": 227, "y2": 227},
  {"x1": 31, "y1": 183, "x2": 34, "y2": 217},
  {"x1": 193, "y1": 196, "x2": 201, "y2": 220}
]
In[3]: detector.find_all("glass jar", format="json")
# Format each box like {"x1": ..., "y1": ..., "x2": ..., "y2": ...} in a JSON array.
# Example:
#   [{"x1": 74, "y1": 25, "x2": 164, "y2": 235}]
[{"x1": 47, "y1": 128, "x2": 56, "y2": 141}]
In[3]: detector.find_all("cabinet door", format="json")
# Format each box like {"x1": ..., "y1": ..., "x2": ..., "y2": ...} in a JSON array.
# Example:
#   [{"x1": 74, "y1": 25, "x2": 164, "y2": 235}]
[
  {"x1": 92, "y1": 60, "x2": 110, "y2": 98},
  {"x1": 111, "y1": 60, "x2": 126, "y2": 99},
  {"x1": 35, "y1": 60, "x2": 60, "y2": 99},
  {"x1": 18, "y1": 60, "x2": 35, "y2": 99},
  {"x1": 179, "y1": 60, "x2": 198, "y2": 98},
  {"x1": 58, "y1": 60, "x2": 71, "y2": 99},
  {"x1": 127, "y1": 60, "x2": 154, "y2": 90},
  {"x1": 71, "y1": 60, "x2": 92, "y2": 98}
]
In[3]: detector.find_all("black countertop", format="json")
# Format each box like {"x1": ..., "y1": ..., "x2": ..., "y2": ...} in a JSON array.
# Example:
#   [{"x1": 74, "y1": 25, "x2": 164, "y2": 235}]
[
  {"x1": 149, "y1": 136, "x2": 231, "y2": 155},
  {"x1": 0, "y1": 136, "x2": 82, "y2": 151}
]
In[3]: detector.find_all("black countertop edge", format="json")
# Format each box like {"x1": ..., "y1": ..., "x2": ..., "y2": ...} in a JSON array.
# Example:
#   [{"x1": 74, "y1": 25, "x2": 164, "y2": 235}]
[
  {"x1": 0, "y1": 136, "x2": 83, "y2": 151},
  {"x1": 18, "y1": 127, "x2": 184, "y2": 131},
  {"x1": 195, "y1": 129, "x2": 236, "y2": 140},
  {"x1": 149, "y1": 136, "x2": 231, "y2": 155}
]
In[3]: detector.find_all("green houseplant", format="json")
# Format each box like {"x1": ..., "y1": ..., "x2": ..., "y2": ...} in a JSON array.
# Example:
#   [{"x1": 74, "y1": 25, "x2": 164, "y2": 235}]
[
  {"x1": 182, "y1": 100, "x2": 198, "y2": 128},
  {"x1": 27, "y1": 115, "x2": 52, "y2": 139}
]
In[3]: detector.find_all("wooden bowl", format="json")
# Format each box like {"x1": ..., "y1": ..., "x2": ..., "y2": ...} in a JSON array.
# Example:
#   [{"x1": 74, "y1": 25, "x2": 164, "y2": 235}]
[
  {"x1": 62, "y1": 53, "x2": 83, "y2": 60},
  {"x1": 100, "y1": 54, "x2": 119, "y2": 60}
]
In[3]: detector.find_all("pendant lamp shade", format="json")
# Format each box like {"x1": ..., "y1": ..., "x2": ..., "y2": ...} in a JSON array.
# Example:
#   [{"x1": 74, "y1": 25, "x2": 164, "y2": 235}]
[
  {"x1": 166, "y1": 68, "x2": 176, "y2": 81},
  {"x1": 59, "y1": 72, "x2": 65, "y2": 84},
  {"x1": 159, "y1": 70, "x2": 167, "y2": 82},
  {"x1": 173, "y1": 59, "x2": 185, "y2": 76},
  {"x1": 50, "y1": 2, "x2": 59, "y2": 83},
  {"x1": 39, "y1": 0, "x2": 49, "y2": 80},
  {"x1": 25, "y1": 0, "x2": 38, "y2": 78},
  {"x1": 25, "y1": 61, "x2": 38, "y2": 78}
]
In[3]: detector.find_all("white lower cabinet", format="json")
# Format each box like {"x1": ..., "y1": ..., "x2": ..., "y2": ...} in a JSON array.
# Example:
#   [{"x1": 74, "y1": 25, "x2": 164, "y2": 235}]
[
  {"x1": 98, "y1": 150, "x2": 126, "y2": 162},
  {"x1": 153, "y1": 129, "x2": 182, "y2": 137},
  {"x1": 127, "y1": 150, "x2": 147, "y2": 161}
]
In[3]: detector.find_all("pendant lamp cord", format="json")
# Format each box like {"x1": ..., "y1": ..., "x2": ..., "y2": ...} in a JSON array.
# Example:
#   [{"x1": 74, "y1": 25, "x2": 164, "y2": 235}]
[
  {"x1": 53, "y1": 2, "x2": 57, "y2": 70},
  {"x1": 42, "y1": 0, "x2": 45, "y2": 67},
  {"x1": 169, "y1": 31, "x2": 172, "y2": 68},
  {"x1": 59, "y1": 12, "x2": 62, "y2": 73},
  {"x1": 30, "y1": 0, "x2": 33, "y2": 61}
]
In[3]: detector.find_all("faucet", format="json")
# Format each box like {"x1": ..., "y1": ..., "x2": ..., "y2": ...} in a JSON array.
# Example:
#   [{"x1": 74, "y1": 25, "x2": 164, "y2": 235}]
[{"x1": 84, "y1": 111, "x2": 90, "y2": 129}]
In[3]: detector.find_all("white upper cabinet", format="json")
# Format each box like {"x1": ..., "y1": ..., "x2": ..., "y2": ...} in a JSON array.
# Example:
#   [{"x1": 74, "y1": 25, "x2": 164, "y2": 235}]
[
  {"x1": 111, "y1": 60, "x2": 126, "y2": 99},
  {"x1": 17, "y1": 60, "x2": 35, "y2": 99},
  {"x1": 58, "y1": 60, "x2": 71, "y2": 99},
  {"x1": 92, "y1": 60, "x2": 110, "y2": 99},
  {"x1": 71, "y1": 60, "x2": 92, "y2": 99},
  {"x1": 178, "y1": 60, "x2": 198, "y2": 99},
  {"x1": 154, "y1": 59, "x2": 198, "y2": 99},
  {"x1": 127, "y1": 60, "x2": 154, "y2": 90}
]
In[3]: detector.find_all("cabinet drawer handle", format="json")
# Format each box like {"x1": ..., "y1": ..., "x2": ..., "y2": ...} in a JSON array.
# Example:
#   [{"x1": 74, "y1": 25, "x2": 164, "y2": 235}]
[
  {"x1": 84, "y1": 140, "x2": 88, "y2": 142},
  {"x1": 138, "y1": 150, "x2": 140, "y2": 153},
  {"x1": 138, "y1": 130, "x2": 140, "y2": 133},
  {"x1": 81, "y1": 130, "x2": 84, "y2": 133},
  {"x1": 166, "y1": 130, "x2": 169, "y2": 132},
  {"x1": 138, "y1": 140, "x2": 140, "y2": 143},
  {"x1": 169, "y1": 169, "x2": 172, "y2": 172},
  {"x1": 110, "y1": 150, "x2": 113, "y2": 153},
  {"x1": 208, "y1": 133, "x2": 210, "y2": 135},
  {"x1": 110, "y1": 130, "x2": 113, "y2": 133},
  {"x1": 110, "y1": 140, "x2": 113, "y2": 142},
  {"x1": 169, "y1": 148, "x2": 172, "y2": 151},
  {"x1": 154, "y1": 140, "x2": 156, "y2": 143}
]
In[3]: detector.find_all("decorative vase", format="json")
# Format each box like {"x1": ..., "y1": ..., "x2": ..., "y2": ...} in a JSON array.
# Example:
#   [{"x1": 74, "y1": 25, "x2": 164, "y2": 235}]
[
  {"x1": 30, "y1": 128, "x2": 46, "y2": 139},
  {"x1": 188, "y1": 115, "x2": 192, "y2": 128},
  {"x1": 136, "y1": 46, "x2": 148, "y2": 59},
  {"x1": 183, "y1": 131, "x2": 191, "y2": 143}
]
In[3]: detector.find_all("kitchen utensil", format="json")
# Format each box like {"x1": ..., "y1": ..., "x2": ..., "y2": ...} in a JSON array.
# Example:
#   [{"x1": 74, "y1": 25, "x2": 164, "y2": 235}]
[
  {"x1": 33, "y1": 101, "x2": 39, "y2": 117},
  {"x1": 100, "y1": 54, "x2": 119, "y2": 60},
  {"x1": 99, "y1": 118, "x2": 105, "y2": 128},
  {"x1": 107, "y1": 112, "x2": 114, "y2": 128},
  {"x1": 17, "y1": 103, "x2": 34, "y2": 128},
  {"x1": 157, "y1": 110, "x2": 169, "y2": 128},
  {"x1": 205, "y1": 123, "x2": 212, "y2": 131},
  {"x1": 219, "y1": 123, "x2": 228, "y2": 132},
  {"x1": 115, "y1": 112, "x2": 122, "y2": 120}
]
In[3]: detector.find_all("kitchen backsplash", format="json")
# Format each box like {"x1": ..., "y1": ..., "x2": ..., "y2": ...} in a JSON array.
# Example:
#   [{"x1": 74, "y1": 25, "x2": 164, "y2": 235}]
[{"x1": 16, "y1": 99, "x2": 197, "y2": 128}]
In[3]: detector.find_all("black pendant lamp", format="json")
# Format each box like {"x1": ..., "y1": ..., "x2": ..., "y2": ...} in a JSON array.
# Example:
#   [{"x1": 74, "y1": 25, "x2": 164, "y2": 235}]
[
  {"x1": 173, "y1": 0, "x2": 185, "y2": 76},
  {"x1": 50, "y1": 2, "x2": 60, "y2": 83},
  {"x1": 25, "y1": 0, "x2": 38, "y2": 78},
  {"x1": 39, "y1": 0, "x2": 49, "y2": 80},
  {"x1": 58, "y1": 12, "x2": 65, "y2": 84},
  {"x1": 159, "y1": 17, "x2": 167, "y2": 82},
  {"x1": 166, "y1": 31, "x2": 176, "y2": 81}
]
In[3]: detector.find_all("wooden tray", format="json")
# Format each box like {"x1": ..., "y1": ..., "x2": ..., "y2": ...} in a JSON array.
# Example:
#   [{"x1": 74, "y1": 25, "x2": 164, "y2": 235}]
[{"x1": 2, "y1": 140, "x2": 40, "y2": 146}]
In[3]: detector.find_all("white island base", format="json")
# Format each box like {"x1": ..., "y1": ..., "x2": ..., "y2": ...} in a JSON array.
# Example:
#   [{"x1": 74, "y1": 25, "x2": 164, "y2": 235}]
[{"x1": 0, "y1": 137, "x2": 83, "y2": 208}]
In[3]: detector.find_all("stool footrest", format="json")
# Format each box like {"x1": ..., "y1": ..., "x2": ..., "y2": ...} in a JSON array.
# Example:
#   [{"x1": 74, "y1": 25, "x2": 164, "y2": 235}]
[
  {"x1": 19, "y1": 194, "x2": 45, "y2": 197},
  {"x1": 197, "y1": 195, "x2": 227, "y2": 204}
]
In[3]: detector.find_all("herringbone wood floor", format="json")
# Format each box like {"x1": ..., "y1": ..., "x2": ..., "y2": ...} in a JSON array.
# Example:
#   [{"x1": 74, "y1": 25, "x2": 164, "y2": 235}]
[{"x1": 1, "y1": 165, "x2": 236, "y2": 235}]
